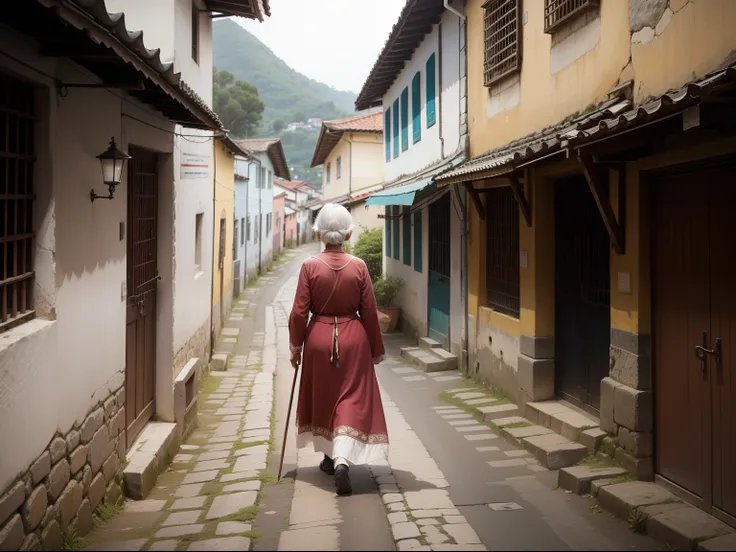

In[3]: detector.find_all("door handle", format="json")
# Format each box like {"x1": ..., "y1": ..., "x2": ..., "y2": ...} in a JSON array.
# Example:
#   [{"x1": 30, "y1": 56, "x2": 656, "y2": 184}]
[{"x1": 695, "y1": 331, "x2": 721, "y2": 373}]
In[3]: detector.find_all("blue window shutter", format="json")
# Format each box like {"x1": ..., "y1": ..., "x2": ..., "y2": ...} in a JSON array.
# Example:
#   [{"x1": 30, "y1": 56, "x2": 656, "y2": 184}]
[
  {"x1": 412, "y1": 72, "x2": 421, "y2": 144},
  {"x1": 385, "y1": 207, "x2": 391, "y2": 257},
  {"x1": 414, "y1": 210, "x2": 422, "y2": 272},
  {"x1": 403, "y1": 207, "x2": 411, "y2": 265},
  {"x1": 426, "y1": 53, "x2": 436, "y2": 128},
  {"x1": 392, "y1": 206, "x2": 400, "y2": 259},
  {"x1": 384, "y1": 108, "x2": 391, "y2": 162},
  {"x1": 392, "y1": 99, "x2": 400, "y2": 158},
  {"x1": 400, "y1": 87, "x2": 409, "y2": 151}
]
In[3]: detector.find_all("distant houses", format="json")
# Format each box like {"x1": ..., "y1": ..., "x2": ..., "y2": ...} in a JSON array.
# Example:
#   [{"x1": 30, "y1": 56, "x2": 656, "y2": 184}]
[{"x1": 286, "y1": 118, "x2": 323, "y2": 132}]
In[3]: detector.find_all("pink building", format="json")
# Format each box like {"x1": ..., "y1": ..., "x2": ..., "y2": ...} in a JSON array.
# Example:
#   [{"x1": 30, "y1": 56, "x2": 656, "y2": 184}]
[
  {"x1": 273, "y1": 192, "x2": 286, "y2": 255},
  {"x1": 284, "y1": 207, "x2": 297, "y2": 247}
]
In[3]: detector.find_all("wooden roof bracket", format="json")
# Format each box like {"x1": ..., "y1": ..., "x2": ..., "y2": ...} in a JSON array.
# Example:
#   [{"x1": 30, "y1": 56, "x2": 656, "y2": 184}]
[
  {"x1": 508, "y1": 173, "x2": 532, "y2": 227},
  {"x1": 578, "y1": 152, "x2": 626, "y2": 255},
  {"x1": 463, "y1": 182, "x2": 485, "y2": 220}
]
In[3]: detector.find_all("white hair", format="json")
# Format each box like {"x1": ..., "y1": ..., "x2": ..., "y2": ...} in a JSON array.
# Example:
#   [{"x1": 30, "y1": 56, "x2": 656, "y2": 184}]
[{"x1": 313, "y1": 203, "x2": 354, "y2": 245}]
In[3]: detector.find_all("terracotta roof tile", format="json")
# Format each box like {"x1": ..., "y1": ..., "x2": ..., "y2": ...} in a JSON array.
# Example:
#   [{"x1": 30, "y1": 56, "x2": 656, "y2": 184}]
[
  {"x1": 311, "y1": 111, "x2": 383, "y2": 167},
  {"x1": 235, "y1": 138, "x2": 291, "y2": 180}
]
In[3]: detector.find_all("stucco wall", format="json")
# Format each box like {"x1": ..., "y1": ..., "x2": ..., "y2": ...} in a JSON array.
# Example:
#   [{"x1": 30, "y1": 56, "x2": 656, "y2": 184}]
[
  {"x1": 348, "y1": 202, "x2": 384, "y2": 248},
  {"x1": 273, "y1": 194, "x2": 285, "y2": 253},
  {"x1": 212, "y1": 141, "x2": 235, "y2": 338},
  {"x1": 322, "y1": 133, "x2": 383, "y2": 202},
  {"x1": 0, "y1": 32, "x2": 176, "y2": 492},
  {"x1": 382, "y1": 9, "x2": 463, "y2": 183},
  {"x1": 233, "y1": 169, "x2": 248, "y2": 292},
  {"x1": 242, "y1": 152, "x2": 274, "y2": 279}
]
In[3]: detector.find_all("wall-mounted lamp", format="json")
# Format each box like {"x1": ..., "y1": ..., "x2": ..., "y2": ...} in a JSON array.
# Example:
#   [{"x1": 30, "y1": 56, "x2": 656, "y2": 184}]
[{"x1": 90, "y1": 137, "x2": 131, "y2": 202}]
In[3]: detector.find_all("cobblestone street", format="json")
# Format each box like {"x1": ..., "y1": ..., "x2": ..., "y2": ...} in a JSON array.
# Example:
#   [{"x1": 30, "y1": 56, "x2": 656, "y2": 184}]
[{"x1": 84, "y1": 246, "x2": 661, "y2": 551}]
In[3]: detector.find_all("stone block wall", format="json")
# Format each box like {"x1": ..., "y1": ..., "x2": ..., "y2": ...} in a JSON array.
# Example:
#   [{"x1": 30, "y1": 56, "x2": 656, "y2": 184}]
[
  {"x1": 173, "y1": 318, "x2": 211, "y2": 377},
  {"x1": 599, "y1": 328, "x2": 654, "y2": 480},
  {"x1": 0, "y1": 385, "x2": 126, "y2": 551}
]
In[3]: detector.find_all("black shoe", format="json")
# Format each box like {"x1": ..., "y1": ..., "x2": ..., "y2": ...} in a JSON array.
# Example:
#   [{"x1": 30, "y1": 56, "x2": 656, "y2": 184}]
[
  {"x1": 334, "y1": 465, "x2": 352, "y2": 496},
  {"x1": 319, "y1": 455, "x2": 335, "y2": 475}
]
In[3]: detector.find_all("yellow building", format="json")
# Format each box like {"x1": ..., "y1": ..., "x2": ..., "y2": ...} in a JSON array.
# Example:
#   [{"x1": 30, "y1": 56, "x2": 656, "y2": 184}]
[
  {"x1": 311, "y1": 112, "x2": 385, "y2": 248},
  {"x1": 437, "y1": 0, "x2": 736, "y2": 522},
  {"x1": 211, "y1": 136, "x2": 246, "y2": 341}
]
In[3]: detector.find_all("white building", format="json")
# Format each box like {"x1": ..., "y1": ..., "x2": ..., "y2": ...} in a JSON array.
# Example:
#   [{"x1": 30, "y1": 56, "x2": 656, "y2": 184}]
[
  {"x1": 357, "y1": 2, "x2": 468, "y2": 359},
  {"x1": 234, "y1": 139, "x2": 290, "y2": 281},
  {"x1": 0, "y1": 0, "x2": 268, "y2": 548}
]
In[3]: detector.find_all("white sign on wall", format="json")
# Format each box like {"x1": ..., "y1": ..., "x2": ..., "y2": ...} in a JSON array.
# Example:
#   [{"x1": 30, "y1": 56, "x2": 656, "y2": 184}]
[{"x1": 180, "y1": 152, "x2": 210, "y2": 179}]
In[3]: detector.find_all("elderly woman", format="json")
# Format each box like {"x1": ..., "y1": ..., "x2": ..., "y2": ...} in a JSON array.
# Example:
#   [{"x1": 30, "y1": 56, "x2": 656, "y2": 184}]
[{"x1": 288, "y1": 203, "x2": 388, "y2": 496}]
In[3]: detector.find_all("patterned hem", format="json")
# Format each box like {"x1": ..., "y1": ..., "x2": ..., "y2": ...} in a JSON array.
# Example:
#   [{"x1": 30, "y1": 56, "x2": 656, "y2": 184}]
[{"x1": 298, "y1": 424, "x2": 389, "y2": 445}]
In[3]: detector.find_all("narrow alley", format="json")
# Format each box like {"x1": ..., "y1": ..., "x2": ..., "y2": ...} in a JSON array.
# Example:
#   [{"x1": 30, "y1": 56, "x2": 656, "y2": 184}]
[{"x1": 84, "y1": 246, "x2": 660, "y2": 551}]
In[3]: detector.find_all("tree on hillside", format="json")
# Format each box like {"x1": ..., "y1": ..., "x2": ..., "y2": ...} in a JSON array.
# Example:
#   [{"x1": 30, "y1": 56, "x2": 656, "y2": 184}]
[
  {"x1": 293, "y1": 111, "x2": 306, "y2": 123},
  {"x1": 272, "y1": 118, "x2": 285, "y2": 132},
  {"x1": 213, "y1": 68, "x2": 264, "y2": 138}
]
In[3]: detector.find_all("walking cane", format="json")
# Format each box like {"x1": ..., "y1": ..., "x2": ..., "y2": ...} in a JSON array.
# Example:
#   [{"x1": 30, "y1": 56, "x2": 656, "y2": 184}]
[{"x1": 278, "y1": 363, "x2": 299, "y2": 481}]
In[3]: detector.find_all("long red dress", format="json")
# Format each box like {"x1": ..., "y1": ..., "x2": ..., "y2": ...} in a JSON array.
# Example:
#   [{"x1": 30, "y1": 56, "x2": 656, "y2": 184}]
[{"x1": 288, "y1": 245, "x2": 389, "y2": 465}]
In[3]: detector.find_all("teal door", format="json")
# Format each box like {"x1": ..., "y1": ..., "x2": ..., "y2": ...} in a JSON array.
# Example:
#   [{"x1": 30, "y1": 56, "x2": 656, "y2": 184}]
[{"x1": 428, "y1": 193, "x2": 451, "y2": 346}]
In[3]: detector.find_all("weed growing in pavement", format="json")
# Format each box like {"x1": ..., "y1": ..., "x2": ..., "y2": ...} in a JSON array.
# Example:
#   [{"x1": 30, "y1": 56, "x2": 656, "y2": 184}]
[
  {"x1": 502, "y1": 421, "x2": 532, "y2": 429},
  {"x1": 60, "y1": 524, "x2": 87, "y2": 551},
  {"x1": 628, "y1": 507, "x2": 648, "y2": 534},
  {"x1": 92, "y1": 501, "x2": 121, "y2": 527}
]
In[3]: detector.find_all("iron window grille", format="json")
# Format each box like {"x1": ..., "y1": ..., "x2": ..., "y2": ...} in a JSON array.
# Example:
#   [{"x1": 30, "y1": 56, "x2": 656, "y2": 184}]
[
  {"x1": 483, "y1": 0, "x2": 522, "y2": 87},
  {"x1": 485, "y1": 187, "x2": 520, "y2": 318},
  {"x1": 0, "y1": 72, "x2": 36, "y2": 333},
  {"x1": 544, "y1": 0, "x2": 599, "y2": 34}
]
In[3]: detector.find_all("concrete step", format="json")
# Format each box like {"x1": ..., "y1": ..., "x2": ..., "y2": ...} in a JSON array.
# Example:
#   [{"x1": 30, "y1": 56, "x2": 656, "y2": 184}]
[
  {"x1": 123, "y1": 422, "x2": 179, "y2": 499},
  {"x1": 521, "y1": 432, "x2": 588, "y2": 470},
  {"x1": 431, "y1": 347, "x2": 459, "y2": 370},
  {"x1": 525, "y1": 400, "x2": 600, "y2": 445},
  {"x1": 419, "y1": 336, "x2": 442, "y2": 352},
  {"x1": 558, "y1": 465, "x2": 628, "y2": 495}
]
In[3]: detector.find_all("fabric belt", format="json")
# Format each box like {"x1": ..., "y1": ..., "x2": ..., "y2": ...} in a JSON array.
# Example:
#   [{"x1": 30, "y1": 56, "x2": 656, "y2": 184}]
[{"x1": 310, "y1": 313, "x2": 359, "y2": 367}]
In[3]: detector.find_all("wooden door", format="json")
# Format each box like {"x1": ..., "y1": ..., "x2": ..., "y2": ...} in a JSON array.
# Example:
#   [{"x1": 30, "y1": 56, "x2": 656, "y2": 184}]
[
  {"x1": 652, "y1": 172, "x2": 711, "y2": 507},
  {"x1": 708, "y1": 170, "x2": 736, "y2": 523},
  {"x1": 125, "y1": 147, "x2": 158, "y2": 449},
  {"x1": 428, "y1": 193, "x2": 451, "y2": 347},
  {"x1": 554, "y1": 175, "x2": 611, "y2": 411}
]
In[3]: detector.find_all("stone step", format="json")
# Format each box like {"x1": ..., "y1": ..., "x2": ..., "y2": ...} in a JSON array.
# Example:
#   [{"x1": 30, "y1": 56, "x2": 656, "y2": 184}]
[
  {"x1": 558, "y1": 465, "x2": 628, "y2": 495},
  {"x1": 431, "y1": 347, "x2": 458, "y2": 371},
  {"x1": 403, "y1": 348, "x2": 448, "y2": 373},
  {"x1": 525, "y1": 400, "x2": 600, "y2": 444},
  {"x1": 210, "y1": 353, "x2": 229, "y2": 371},
  {"x1": 419, "y1": 336, "x2": 442, "y2": 352},
  {"x1": 479, "y1": 403, "x2": 520, "y2": 422},
  {"x1": 123, "y1": 422, "x2": 179, "y2": 500},
  {"x1": 521, "y1": 432, "x2": 588, "y2": 470}
]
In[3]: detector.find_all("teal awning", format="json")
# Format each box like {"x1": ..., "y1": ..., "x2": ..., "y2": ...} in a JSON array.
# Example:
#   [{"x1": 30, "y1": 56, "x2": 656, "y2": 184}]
[{"x1": 365, "y1": 178, "x2": 434, "y2": 206}]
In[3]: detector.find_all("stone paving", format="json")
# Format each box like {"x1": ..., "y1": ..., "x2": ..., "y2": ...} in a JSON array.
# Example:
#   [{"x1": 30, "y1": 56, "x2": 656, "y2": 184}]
[{"x1": 82, "y1": 250, "x2": 302, "y2": 552}]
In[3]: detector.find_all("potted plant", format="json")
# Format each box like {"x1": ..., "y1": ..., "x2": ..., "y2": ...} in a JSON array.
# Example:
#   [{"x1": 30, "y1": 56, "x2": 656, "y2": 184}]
[{"x1": 373, "y1": 276, "x2": 404, "y2": 333}]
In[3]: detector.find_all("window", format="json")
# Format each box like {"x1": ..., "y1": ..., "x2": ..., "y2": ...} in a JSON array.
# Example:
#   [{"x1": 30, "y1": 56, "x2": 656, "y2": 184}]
[
  {"x1": 260, "y1": 167, "x2": 266, "y2": 189},
  {"x1": 336, "y1": 156, "x2": 342, "y2": 179},
  {"x1": 267, "y1": 170, "x2": 272, "y2": 189},
  {"x1": 384, "y1": 108, "x2": 391, "y2": 162},
  {"x1": 392, "y1": 98, "x2": 399, "y2": 158},
  {"x1": 246, "y1": 216, "x2": 251, "y2": 241},
  {"x1": 218, "y1": 218, "x2": 226, "y2": 269},
  {"x1": 195, "y1": 213, "x2": 204, "y2": 271},
  {"x1": 426, "y1": 54, "x2": 437, "y2": 128},
  {"x1": 326, "y1": 162, "x2": 331, "y2": 184},
  {"x1": 411, "y1": 72, "x2": 421, "y2": 144},
  {"x1": 241, "y1": 217, "x2": 245, "y2": 245},
  {"x1": 233, "y1": 219, "x2": 239, "y2": 260},
  {"x1": 392, "y1": 206, "x2": 400, "y2": 260},
  {"x1": 413, "y1": 211, "x2": 422, "y2": 273},
  {"x1": 485, "y1": 187, "x2": 520, "y2": 317},
  {"x1": 385, "y1": 207, "x2": 392, "y2": 257},
  {"x1": 191, "y1": 0, "x2": 199, "y2": 63},
  {"x1": 483, "y1": 0, "x2": 522, "y2": 87},
  {"x1": 400, "y1": 87, "x2": 409, "y2": 152},
  {"x1": 0, "y1": 73, "x2": 35, "y2": 331},
  {"x1": 402, "y1": 208, "x2": 411, "y2": 266},
  {"x1": 544, "y1": 0, "x2": 599, "y2": 34},
  {"x1": 267, "y1": 213, "x2": 271, "y2": 236}
]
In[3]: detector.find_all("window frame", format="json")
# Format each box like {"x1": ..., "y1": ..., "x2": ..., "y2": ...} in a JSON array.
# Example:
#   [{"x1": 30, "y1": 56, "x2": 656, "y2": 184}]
[
  {"x1": 384, "y1": 107, "x2": 392, "y2": 162},
  {"x1": 326, "y1": 162, "x2": 331, "y2": 184},
  {"x1": 336, "y1": 156, "x2": 342, "y2": 180},
  {"x1": 484, "y1": 187, "x2": 520, "y2": 318},
  {"x1": 392, "y1": 98, "x2": 400, "y2": 158},
  {"x1": 543, "y1": 0, "x2": 600, "y2": 34},
  {"x1": 426, "y1": 54, "x2": 437, "y2": 128},
  {"x1": 483, "y1": 0, "x2": 523, "y2": 88}
]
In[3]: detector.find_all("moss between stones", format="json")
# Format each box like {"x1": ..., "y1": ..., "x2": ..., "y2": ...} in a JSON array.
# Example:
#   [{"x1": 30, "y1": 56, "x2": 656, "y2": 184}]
[{"x1": 503, "y1": 422, "x2": 532, "y2": 429}]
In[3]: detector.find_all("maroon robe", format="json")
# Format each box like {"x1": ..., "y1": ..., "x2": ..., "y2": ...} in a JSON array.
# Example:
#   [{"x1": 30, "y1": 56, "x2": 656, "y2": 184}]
[{"x1": 288, "y1": 245, "x2": 389, "y2": 464}]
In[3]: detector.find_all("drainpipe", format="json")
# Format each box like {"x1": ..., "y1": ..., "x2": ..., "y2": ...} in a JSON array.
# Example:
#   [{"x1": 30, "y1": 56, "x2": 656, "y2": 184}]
[{"x1": 438, "y1": 22, "x2": 444, "y2": 159}]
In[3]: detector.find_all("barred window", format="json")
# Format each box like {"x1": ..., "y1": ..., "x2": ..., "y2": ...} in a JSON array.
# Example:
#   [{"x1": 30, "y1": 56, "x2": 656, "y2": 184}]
[
  {"x1": 544, "y1": 0, "x2": 599, "y2": 34},
  {"x1": 485, "y1": 187, "x2": 520, "y2": 318},
  {"x1": 483, "y1": 0, "x2": 522, "y2": 87},
  {"x1": 0, "y1": 72, "x2": 35, "y2": 332}
]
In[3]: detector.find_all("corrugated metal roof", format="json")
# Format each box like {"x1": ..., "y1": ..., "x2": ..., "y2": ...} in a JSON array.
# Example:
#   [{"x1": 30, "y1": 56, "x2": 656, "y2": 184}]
[{"x1": 438, "y1": 61, "x2": 736, "y2": 185}]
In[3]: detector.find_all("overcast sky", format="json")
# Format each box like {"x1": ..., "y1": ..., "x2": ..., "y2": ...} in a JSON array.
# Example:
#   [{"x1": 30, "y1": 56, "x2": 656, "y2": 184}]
[{"x1": 234, "y1": 0, "x2": 406, "y2": 94}]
